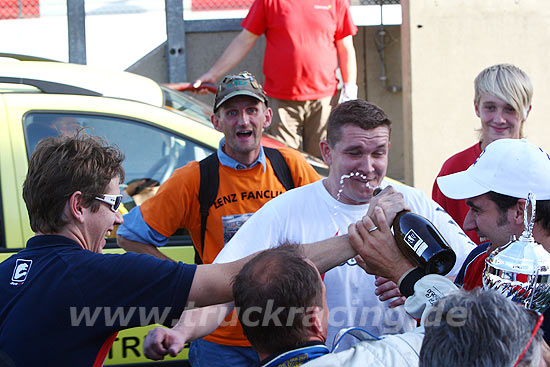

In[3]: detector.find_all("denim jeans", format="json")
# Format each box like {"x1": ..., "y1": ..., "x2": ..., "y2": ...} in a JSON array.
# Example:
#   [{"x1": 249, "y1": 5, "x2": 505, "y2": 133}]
[{"x1": 188, "y1": 338, "x2": 259, "y2": 367}]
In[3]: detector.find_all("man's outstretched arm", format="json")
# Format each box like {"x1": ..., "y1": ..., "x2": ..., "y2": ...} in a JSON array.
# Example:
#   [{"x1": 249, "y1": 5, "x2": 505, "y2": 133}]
[
  {"x1": 144, "y1": 233, "x2": 362, "y2": 360},
  {"x1": 193, "y1": 29, "x2": 260, "y2": 87},
  {"x1": 117, "y1": 235, "x2": 173, "y2": 261},
  {"x1": 144, "y1": 302, "x2": 234, "y2": 360}
]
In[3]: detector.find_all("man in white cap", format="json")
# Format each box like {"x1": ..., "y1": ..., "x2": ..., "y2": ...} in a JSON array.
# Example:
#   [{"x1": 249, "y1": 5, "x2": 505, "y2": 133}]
[
  {"x1": 436, "y1": 138, "x2": 550, "y2": 351},
  {"x1": 436, "y1": 138, "x2": 550, "y2": 290}
]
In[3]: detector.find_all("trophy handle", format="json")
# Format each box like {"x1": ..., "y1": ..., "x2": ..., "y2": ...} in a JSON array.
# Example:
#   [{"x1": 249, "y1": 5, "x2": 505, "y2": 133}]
[
  {"x1": 528, "y1": 267, "x2": 539, "y2": 309},
  {"x1": 522, "y1": 192, "x2": 536, "y2": 239}
]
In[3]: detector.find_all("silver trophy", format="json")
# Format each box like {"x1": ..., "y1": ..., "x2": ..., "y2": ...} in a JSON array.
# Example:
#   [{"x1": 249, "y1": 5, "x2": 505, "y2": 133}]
[{"x1": 483, "y1": 193, "x2": 550, "y2": 312}]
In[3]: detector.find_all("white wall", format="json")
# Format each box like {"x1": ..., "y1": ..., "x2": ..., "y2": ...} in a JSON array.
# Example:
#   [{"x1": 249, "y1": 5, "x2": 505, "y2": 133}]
[{"x1": 402, "y1": 0, "x2": 550, "y2": 195}]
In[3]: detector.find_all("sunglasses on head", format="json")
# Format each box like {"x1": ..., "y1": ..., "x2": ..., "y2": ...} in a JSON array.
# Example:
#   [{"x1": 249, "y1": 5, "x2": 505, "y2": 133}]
[
  {"x1": 95, "y1": 194, "x2": 123, "y2": 212},
  {"x1": 220, "y1": 73, "x2": 260, "y2": 89}
]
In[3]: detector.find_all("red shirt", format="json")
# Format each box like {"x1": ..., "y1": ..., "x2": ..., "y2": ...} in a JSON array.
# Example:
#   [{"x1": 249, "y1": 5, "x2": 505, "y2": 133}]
[
  {"x1": 242, "y1": 0, "x2": 357, "y2": 100},
  {"x1": 432, "y1": 143, "x2": 483, "y2": 244},
  {"x1": 461, "y1": 248, "x2": 487, "y2": 290}
]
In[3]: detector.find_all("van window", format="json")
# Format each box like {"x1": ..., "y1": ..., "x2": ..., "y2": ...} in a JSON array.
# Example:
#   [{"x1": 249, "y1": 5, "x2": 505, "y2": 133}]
[{"x1": 23, "y1": 112, "x2": 213, "y2": 186}]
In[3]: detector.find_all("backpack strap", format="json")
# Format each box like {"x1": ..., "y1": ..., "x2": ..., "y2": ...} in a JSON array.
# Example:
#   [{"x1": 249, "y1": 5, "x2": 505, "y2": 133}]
[
  {"x1": 197, "y1": 152, "x2": 220, "y2": 264},
  {"x1": 196, "y1": 148, "x2": 294, "y2": 264},
  {"x1": 264, "y1": 147, "x2": 295, "y2": 191}
]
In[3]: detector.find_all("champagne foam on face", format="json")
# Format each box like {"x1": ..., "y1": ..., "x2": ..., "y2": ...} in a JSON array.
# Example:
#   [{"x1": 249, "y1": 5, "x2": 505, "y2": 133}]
[{"x1": 336, "y1": 172, "x2": 379, "y2": 202}]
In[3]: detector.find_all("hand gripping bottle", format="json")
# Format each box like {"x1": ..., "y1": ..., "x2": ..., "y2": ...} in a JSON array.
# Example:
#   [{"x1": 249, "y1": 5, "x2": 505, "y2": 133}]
[{"x1": 374, "y1": 188, "x2": 456, "y2": 275}]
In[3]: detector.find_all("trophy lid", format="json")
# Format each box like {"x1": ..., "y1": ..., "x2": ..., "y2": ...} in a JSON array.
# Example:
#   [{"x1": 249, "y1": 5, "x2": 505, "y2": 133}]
[
  {"x1": 484, "y1": 193, "x2": 550, "y2": 312},
  {"x1": 486, "y1": 192, "x2": 550, "y2": 275},
  {"x1": 485, "y1": 235, "x2": 550, "y2": 275}
]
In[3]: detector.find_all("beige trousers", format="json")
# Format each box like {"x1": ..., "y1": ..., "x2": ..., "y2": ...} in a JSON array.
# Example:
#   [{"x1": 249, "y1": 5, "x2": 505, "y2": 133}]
[{"x1": 266, "y1": 96, "x2": 333, "y2": 158}]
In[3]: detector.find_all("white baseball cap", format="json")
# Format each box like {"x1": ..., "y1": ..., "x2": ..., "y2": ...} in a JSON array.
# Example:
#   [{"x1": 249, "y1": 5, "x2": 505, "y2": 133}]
[{"x1": 437, "y1": 139, "x2": 550, "y2": 200}]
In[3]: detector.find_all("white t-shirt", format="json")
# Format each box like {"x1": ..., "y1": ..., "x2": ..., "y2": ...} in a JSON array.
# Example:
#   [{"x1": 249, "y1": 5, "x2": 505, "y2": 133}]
[{"x1": 215, "y1": 179, "x2": 475, "y2": 349}]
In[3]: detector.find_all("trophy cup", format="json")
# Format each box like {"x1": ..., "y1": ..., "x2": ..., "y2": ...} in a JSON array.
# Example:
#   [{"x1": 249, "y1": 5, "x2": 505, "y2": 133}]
[{"x1": 483, "y1": 193, "x2": 550, "y2": 312}]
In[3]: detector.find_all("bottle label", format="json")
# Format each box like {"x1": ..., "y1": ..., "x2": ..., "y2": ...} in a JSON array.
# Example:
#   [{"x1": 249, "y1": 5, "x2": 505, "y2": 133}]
[{"x1": 404, "y1": 229, "x2": 428, "y2": 257}]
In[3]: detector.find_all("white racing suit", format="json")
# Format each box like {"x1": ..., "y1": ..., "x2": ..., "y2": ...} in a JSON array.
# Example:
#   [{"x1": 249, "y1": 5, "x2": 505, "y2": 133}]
[{"x1": 303, "y1": 275, "x2": 458, "y2": 367}]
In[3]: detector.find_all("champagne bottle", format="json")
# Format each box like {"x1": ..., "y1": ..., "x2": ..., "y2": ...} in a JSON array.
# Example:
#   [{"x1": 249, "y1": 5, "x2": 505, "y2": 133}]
[
  {"x1": 392, "y1": 211, "x2": 456, "y2": 275},
  {"x1": 372, "y1": 188, "x2": 456, "y2": 275}
]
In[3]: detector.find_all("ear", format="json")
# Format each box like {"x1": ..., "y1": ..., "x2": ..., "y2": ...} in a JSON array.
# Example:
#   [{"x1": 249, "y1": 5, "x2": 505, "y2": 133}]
[
  {"x1": 319, "y1": 140, "x2": 332, "y2": 166},
  {"x1": 263, "y1": 107, "x2": 273, "y2": 129},
  {"x1": 511, "y1": 198, "x2": 527, "y2": 226},
  {"x1": 305, "y1": 307, "x2": 326, "y2": 339},
  {"x1": 68, "y1": 191, "x2": 86, "y2": 224},
  {"x1": 474, "y1": 100, "x2": 481, "y2": 118},
  {"x1": 211, "y1": 113, "x2": 223, "y2": 132}
]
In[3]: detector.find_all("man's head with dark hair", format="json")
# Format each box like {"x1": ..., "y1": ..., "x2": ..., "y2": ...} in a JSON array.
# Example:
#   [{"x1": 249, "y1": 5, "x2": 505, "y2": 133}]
[
  {"x1": 486, "y1": 191, "x2": 550, "y2": 231},
  {"x1": 326, "y1": 99, "x2": 391, "y2": 148},
  {"x1": 320, "y1": 99, "x2": 392, "y2": 205},
  {"x1": 462, "y1": 191, "x2": 550, "y2": 249},
  {"x1": 232, "y1": 243, "x2": 327, "y2": 357},
  {"x1": 420, "y1": 289, "x2": 542, "y2": 367},
  {"x1": 438, "y1": 139, "x2": 550, "y2": 249},
  {"x1": 23, "y1": 133, "x2": 125, "y2": 236}
]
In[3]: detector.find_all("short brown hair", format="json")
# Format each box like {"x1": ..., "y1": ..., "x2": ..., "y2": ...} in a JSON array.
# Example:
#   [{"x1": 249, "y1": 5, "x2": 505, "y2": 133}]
[
  {"x1": 23, "y1": 133, "x2": 125, "y2": 233},
  {"x1": 327, "y1": 100, "x2": 391, "y2": 147},
  {"x1": 232, "y1": 243, "x2": 324, "y2": 355}
]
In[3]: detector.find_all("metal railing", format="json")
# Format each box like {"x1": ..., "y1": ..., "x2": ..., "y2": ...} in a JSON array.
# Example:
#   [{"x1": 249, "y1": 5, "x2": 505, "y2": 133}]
[
  {"x1": 0, "y1": 0, "x2": 401, "y2": 83},
  {"x1": 0, "y1": 0, "x2": 400, "y2": 19},
  {"x1": 0, "y1": 0, "x2": 40, "y2": 19}
]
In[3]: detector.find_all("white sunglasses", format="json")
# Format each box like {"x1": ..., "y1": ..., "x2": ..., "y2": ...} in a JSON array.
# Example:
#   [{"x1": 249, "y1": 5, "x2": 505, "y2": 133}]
[{"x1": 95, "y1": 194, "x2": 123, "y2": 212}]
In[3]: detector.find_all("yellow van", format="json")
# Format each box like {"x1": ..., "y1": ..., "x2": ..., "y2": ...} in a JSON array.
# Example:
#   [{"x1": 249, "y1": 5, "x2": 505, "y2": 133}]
[
  {"x1": 0, "y1": 56, "x2": 328, "y2": 365},
  {"x1": 0, "y1": 59, "x2": 221, "y2": 366}
]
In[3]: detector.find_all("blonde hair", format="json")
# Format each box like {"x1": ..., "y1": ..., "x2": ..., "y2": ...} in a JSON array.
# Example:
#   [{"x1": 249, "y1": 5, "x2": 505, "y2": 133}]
[{"x1": 474, "y1": 64, "x2": 533, "y2": 122}]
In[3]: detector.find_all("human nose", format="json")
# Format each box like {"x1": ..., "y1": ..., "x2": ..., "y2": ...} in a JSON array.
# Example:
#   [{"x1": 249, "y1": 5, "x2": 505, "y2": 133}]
[
  {"x1": 463, "y1": 209, "x2": 476, "y2": 232},
  {"x1": 115, "y1": 210, "x2": 124, "y2": 225},
  {"x1": 493, "y1": 109, "x2": 506, "y2": 124},
  {"x1": 361, "y1": 156, "x2": 375, "y2": 173},
  {"x1": 236, "y1": 109, "x2": 251, "y2": 125}
]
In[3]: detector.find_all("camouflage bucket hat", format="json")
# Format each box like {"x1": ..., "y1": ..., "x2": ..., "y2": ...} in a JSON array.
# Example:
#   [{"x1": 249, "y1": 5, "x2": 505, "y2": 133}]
[{"x1": 214, "y1": 71, "x2": 268, "y2": 112}]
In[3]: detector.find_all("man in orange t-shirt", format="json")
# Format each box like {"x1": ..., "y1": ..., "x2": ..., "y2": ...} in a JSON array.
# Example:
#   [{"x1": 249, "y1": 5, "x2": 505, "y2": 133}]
[
  {"x1": 193, "y1": 0, "x2": 358, "y2": 159},
  {"x1": 117, "y1": 72, "x2": 320, "y2": 366}
]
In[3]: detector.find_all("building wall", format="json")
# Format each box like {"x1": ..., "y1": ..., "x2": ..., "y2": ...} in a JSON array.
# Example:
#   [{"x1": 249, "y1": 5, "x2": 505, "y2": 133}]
[
  {"x1": 361, "y1": 25, "x2": 404, "y2": 182},
  {"x1": 402, "y1": 0, "x2": 550, "y2": 195}
]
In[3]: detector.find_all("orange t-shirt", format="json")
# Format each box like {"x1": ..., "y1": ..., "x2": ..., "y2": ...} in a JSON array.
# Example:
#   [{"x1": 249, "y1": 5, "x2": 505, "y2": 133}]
[{"x1": 140, "y1": 147, "x2": 320, "y2": 346}]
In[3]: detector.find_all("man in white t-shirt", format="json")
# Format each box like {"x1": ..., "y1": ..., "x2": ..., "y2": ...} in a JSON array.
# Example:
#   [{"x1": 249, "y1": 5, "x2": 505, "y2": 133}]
[
  {"x1": 143, "y1": 100, "x2": 475, "y2": 359},
  {"x1": 214, "y1": 100, "x2": 474, "y2": 349}
]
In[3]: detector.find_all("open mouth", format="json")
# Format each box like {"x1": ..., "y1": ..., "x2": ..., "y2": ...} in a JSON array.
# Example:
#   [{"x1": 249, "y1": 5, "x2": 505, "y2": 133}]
[
  {"x1": 351, "y1": 172, "x2": 368, "y2": 182},
  {"x1": 236, "y1": 130, "x2": 253, "y2": 138},
  {"x1": 343, "y1": 172, "x2": 378, "y2": 189}
]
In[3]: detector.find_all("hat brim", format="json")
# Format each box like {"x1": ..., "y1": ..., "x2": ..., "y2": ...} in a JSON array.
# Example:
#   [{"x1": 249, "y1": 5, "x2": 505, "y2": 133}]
[
  {"x1": 214, "y1": 90, "x2": 266, "y2": 112},
  {"x1": 436, "y1": 168, "x2": 491, "y2": 200}
]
